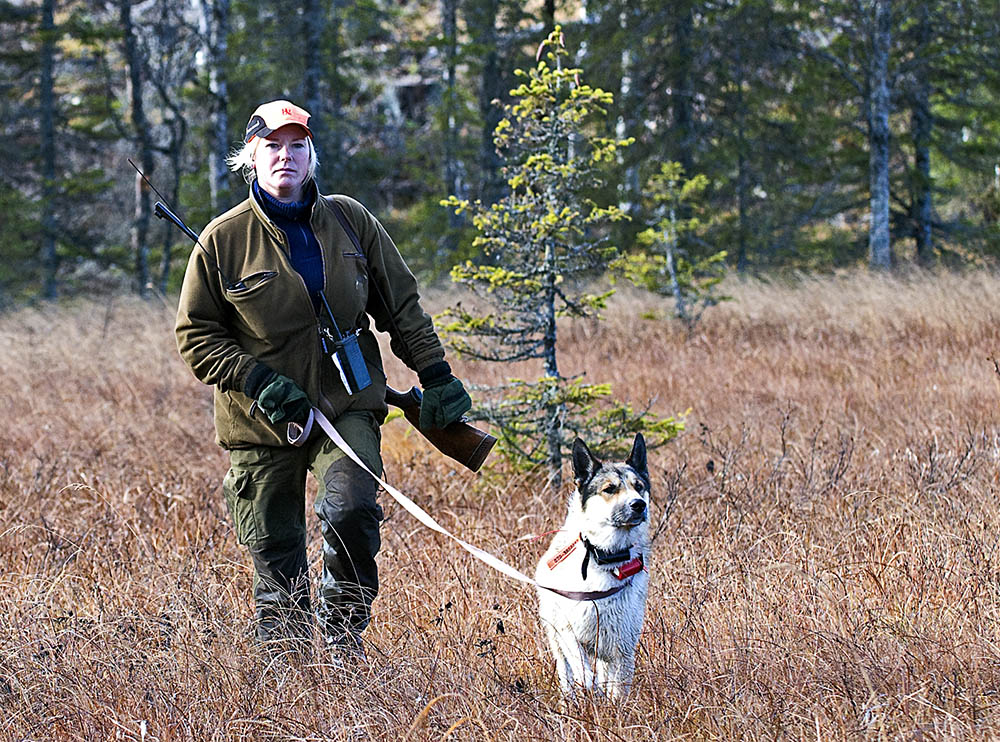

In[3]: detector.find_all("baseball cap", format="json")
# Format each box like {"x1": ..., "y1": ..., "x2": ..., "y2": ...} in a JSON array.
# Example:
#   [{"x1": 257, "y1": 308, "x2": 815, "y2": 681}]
[{"x1": 244, "y1": 100, "x2": 313, "y2": 143}]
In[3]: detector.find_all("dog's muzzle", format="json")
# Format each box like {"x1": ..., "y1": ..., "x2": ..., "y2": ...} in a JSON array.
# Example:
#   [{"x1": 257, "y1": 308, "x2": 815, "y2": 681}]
[{"x1": 614, "y1": 498, "x2": 648, "y2": 527}]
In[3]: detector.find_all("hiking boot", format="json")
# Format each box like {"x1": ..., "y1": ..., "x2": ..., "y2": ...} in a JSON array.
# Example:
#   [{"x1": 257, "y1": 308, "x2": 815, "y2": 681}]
[{"x1": 325, "y1": 632, "x2": 368, "y2": 668}]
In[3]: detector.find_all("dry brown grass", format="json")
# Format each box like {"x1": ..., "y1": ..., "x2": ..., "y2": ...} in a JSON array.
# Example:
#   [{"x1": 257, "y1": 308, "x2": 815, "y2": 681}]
[{"x1": 3, "y1": 269, "x2": 1000, "y2": 740}]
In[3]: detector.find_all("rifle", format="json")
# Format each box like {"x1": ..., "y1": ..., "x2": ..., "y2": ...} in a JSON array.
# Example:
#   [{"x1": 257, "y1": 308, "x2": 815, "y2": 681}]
[
  {"x1": 385, "y1": 385, "x2": 496, "y2": 472},
  {"x1": 133, "y1": 160, "x2": 497, "y2": 472}
]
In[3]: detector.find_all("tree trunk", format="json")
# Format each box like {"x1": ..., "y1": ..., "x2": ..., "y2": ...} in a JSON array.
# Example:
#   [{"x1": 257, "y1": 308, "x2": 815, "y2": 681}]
[
  {"x1": 40, "y1": 0, "x2": 58, "y2": 300},
  {"x1": 543, "y1": 0, "x2": 555, "y2": 33},
  {"x1": 671, "y1": 2, "x2": 694, "y2": 175},
  {"x1": 326, "y1": 1, "x2": 345, "y2": 184},
  {"x1": 735, "y1": 46, "x2": 749, "y2": 273},
  {"x1": 442, "y1": 0, "x2": 460, "y2": 201},
  {"x1": 197, "y1": 0, "x2": 230, "y2": 211},
  {"x1": 616, "y1": 7, "x2": 641, "y2": 215},
  {"x1": 671, "y1": 1, "x2": 695, "y2": 260},
  {"x1": 664, "y1": 206, "x2": 687, "y2": 322},
  {"x1": 159, "y1": 120, "x2": 187, "y2": 295},
  {"x1": 542, "y1": 248, "x2": 563, "y2": 486},
  {"x1": 868, "y1": 0, "x2": 893, "y2": 269},
  {"x1": 120, "y1": 0, "x2": 153, "y2": 297},
  {"x1": 303, "y1": 0, "x2": 324, "y2": 148},
  {"x1": 911, "y1": 0, "x2": 933, "y2": 263},
  {"x1": 441, "y1": 0, "x2": 463, "y2": 252},
  {"x1": 144, "y1": 1, "x2": 193, "y2": 295},
  {"x1": 467, "y1": 0, "x2": 503, "y2": 204}
]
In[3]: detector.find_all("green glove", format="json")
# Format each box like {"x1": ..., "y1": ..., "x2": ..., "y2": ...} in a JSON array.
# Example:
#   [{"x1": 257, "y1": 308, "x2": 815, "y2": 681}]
[
  {"x1": 256, "y1": 373, "x2": 311, "y2": 425},
  {"x1": 419, "y1": 376, "x2": 472, "y2": 429}
]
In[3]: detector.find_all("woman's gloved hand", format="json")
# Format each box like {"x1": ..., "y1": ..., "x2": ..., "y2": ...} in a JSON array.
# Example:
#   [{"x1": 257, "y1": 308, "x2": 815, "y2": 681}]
[
  {"x1": 418, "y1": 361, "x2": 472, "y2": 429},
  {"x1": 244, "y1": 364, "x2": 312, "y2": 425}
]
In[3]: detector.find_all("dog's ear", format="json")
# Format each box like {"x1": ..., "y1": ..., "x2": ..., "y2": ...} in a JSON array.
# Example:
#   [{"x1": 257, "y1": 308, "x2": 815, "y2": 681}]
[
  {"x1": 627, "y1": 432, "x2": 648, "y2": 483},
  {"x1": 572, "y1": 438, "x2": 601, "y2": 488}
]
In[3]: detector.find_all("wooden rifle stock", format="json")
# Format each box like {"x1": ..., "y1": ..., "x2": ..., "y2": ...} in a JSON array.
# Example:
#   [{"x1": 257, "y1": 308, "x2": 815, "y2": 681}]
[{"x1": 385, "y1": 386, "x2": 497, "y2": 472}]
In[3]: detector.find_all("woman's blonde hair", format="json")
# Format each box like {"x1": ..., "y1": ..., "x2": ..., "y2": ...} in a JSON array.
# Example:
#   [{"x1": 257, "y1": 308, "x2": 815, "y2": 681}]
[{"x1": 226, "y1": 134, "x2": 319, "y2": 185}]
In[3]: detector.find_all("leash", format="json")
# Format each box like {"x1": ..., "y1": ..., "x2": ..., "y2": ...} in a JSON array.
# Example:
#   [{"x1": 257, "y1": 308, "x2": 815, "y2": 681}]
[{"x1": 290, "y1": 408, "x2": 633, "y2": 601}]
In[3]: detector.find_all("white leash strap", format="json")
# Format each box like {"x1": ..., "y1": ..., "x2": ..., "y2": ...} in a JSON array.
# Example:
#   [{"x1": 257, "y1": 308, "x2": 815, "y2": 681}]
[{"x1": 299, "y1": 408, "x2": 543, "y2": 591}]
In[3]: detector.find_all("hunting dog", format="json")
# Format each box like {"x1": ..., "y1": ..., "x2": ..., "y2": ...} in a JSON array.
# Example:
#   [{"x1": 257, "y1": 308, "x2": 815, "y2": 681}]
[{"x1": 535, "y1": 433, "x2": 650, "y2": 699}]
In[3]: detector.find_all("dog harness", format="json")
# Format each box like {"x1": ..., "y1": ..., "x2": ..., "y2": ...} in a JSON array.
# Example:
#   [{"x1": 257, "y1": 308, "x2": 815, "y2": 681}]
[
  {"x1": 579, "y1": 536, "x2": 645, "y2": 581},
  {"x1": 544, "y1": 535, "x2": 645, "y2": 600}
]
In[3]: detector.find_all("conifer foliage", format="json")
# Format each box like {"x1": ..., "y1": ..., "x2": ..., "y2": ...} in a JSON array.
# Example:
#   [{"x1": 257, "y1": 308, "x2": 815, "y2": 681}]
[
  {"x1": 614, "y1": 162, "x2": 728, "y2": 331},
  {"x1": 441, "y1": 28, "x2": 682, "y2": 482}
]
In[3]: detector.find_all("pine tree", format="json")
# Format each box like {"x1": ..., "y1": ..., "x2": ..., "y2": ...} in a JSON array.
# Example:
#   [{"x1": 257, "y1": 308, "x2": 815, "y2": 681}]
[
  {"x1": 442, "y1": 28, "x2": 682, "y2": 483},
  {"x1": 613, "y1": 162, "x2": 727, "y2": 331}
]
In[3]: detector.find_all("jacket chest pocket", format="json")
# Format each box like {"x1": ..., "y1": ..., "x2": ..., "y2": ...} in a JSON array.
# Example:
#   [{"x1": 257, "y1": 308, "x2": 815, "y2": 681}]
[
  {"x1": 226, "y1": 270, "x2": 277, "y2": 297},
  {"x1": 224, "y1": 270, "x2": 305, "y2": 340}
]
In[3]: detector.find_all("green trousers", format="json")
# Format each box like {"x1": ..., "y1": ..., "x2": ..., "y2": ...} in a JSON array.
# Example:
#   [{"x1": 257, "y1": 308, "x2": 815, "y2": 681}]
[{"x1": 222, "y1": 411, "x2": 383, "y2": 644}]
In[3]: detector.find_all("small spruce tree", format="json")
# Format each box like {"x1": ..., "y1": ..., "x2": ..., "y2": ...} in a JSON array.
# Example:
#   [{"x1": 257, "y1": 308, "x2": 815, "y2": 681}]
[
  {"x1": 441, "y1": 28, "x2": 682, "y2": 483},
  {"x1": 614, "y1": 162, "x2": 728, "y2": 331}
]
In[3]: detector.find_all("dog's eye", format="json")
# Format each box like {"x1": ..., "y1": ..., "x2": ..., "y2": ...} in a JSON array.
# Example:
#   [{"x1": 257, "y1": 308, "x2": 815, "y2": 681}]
[{"x1": 602, "y1": 483, "x2": 619, "y2": 495}]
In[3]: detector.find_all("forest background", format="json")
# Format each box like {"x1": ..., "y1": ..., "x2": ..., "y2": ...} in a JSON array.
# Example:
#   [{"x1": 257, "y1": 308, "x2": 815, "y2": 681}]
[
  {"x1": 6, "y1": 3, "x2": 1000, "y2": 737},
  {"x1": 3, "y1": 0, "x2": 1000, "y2": 304}
]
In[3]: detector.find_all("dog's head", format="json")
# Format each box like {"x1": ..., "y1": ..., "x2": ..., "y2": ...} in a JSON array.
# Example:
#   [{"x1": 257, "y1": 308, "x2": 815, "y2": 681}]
[{"x1": 572, "y1": 433, "x2": 650, "y2": 530}]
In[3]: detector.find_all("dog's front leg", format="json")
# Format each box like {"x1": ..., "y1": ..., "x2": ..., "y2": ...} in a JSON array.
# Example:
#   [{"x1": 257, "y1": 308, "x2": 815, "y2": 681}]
[
  {"x1": 552, "y1": 628, "x2": 597, "y2": 696},
  {"x1": 597, "y1": 652, "x2": 635, "y2": 699},
  {"x1": 543, "y1": 624, "x2": 576, "y2": 697}
]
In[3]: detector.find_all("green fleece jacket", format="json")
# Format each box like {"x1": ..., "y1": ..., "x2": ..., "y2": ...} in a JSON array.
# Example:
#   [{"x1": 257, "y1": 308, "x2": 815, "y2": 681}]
[{"x1": 175, "y1": 181, "x2": 445, "y2": 448}]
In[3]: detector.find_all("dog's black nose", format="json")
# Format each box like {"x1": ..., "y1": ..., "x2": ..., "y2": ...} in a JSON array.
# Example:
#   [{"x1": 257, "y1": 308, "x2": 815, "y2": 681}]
[{"x1": 630, "y1": 499, "x2": 646, "y2": 515}]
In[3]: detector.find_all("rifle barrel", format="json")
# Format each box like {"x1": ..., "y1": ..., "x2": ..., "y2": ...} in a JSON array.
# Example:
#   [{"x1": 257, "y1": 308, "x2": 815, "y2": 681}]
[{"x1": 154, "y1": 201, "x2": 200, "y2": 244}]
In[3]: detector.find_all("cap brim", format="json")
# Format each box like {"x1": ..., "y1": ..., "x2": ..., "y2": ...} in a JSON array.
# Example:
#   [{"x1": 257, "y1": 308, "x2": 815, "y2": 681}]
[{"x1": 245, "y1": 116, "x2": 312, "y2": 144}]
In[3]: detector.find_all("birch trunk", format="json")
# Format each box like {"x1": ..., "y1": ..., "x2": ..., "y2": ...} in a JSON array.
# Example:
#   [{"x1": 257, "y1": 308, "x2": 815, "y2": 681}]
[
  {"x1": 197, "y1": 0, "x2": 230, "y2": 212},
  {"x1": 868, "y1": 0, "x2": 893, "y2": 269},
  {"x1": 120, "y1": 0, "x2": 153, "y2": 296}
]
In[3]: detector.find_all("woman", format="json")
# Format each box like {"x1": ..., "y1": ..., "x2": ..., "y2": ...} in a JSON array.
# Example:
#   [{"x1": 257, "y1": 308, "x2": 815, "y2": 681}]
[{"x1": 175, "y1": 100, "x2": 471, "y2": 655}]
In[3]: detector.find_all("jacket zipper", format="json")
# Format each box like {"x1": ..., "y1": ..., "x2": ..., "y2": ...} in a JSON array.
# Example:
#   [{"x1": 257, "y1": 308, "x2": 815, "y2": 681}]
[
  {"x1": 257, "y1": 204, "x2": 328, "y2": 405},
  {"x1": 309, "y1": 204, "x2": 331, "y2": 405}
]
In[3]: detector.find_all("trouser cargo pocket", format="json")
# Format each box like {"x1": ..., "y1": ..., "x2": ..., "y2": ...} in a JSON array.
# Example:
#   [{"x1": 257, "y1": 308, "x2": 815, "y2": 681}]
[
  {"x1": 222, "y1": 465, "x2": 257, "y2": 546},
  {"x1": 222, "y1": 447, "x2": 307, "y2": 547}
]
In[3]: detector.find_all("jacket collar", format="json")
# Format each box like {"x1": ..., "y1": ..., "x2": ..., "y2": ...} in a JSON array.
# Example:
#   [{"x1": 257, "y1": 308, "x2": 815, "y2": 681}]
[{"x1": 253, "y1": 180, "x2": 315, "y2": 221}]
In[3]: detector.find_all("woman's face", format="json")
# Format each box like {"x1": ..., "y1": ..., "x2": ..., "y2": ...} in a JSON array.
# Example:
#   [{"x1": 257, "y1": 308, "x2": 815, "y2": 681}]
[{"x1": 254, "y1": 125, "x2": 310, "y2": 202}]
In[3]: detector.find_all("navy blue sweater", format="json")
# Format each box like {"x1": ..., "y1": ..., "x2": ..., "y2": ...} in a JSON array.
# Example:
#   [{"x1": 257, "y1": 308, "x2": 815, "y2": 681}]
[{"x1": 254, "y1": 180, "x2": 324, "y2": 310}]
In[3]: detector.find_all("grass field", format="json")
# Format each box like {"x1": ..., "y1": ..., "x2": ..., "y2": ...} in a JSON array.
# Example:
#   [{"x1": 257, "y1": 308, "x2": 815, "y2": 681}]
[{"x1": 3, "y1": 270, "x2": 1000, "y2": 740}]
